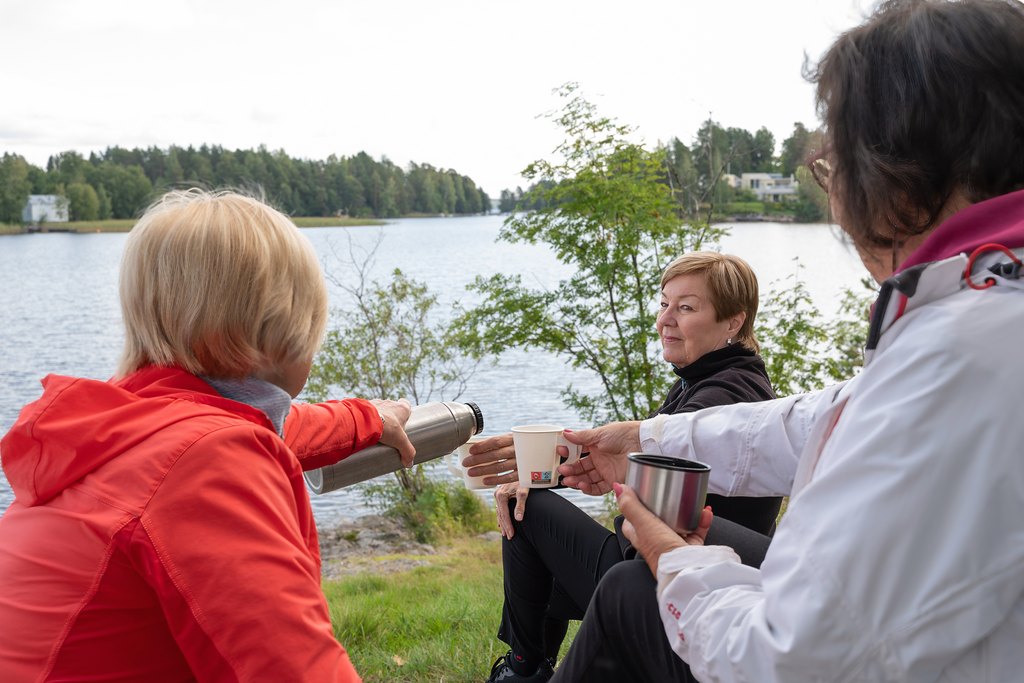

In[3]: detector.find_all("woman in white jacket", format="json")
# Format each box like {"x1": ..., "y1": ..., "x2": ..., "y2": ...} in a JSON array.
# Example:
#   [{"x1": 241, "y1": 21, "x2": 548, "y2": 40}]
[{"x1": 549, "y1": 1, "x2": 1024, "y2": 681}]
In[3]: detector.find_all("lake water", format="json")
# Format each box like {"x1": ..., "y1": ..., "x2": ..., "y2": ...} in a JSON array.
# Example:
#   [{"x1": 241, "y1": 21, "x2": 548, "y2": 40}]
[{"x1": 0, "y1": 215, "x2": 871, "y2": 527}]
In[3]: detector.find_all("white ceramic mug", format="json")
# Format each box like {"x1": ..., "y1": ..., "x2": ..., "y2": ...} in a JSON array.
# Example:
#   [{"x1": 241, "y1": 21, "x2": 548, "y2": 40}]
[
  {"x1": 511, "y1": 424, "x2": 582, "y2": 489},
  {"x1": 447, "y1": 436, "x2": 492, "y2": 490}
]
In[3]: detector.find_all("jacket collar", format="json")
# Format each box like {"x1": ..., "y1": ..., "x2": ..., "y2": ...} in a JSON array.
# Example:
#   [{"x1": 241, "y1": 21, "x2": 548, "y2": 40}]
[
  {"x1": 865, "y1": 190, "x2": 1024, "y2": 361},
  {"x1": 671, "y1": 342, "x2": 761, "y2": 385},
  {"x1": 116, "y1": 365, "x2": 276, "y2": 432},
  {"x1": 897, "y1": 188, "x2": 1024, "y2": 273}
]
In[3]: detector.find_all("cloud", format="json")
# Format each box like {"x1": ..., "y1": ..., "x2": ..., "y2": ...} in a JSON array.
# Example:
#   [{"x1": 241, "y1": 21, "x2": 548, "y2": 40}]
[{"x1": 1, "y1": 0, "x2": 875, "y2": 193}]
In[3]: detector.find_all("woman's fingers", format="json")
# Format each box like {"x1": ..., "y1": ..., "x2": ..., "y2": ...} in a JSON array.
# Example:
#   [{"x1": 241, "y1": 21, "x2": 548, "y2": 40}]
[
  {"x1": 559, "y1": 457, "x2": 611, "y2": 495},
  {"x1": 513, "y1": 487, "x2": 529, "y2": 522},
  {"x1": 373, "y1": 398, "x2": 416, "y2": 467},
  {"x1": 615, "y1": 483, "x2": 690, "y2": 575},
  {"x1": 620, "y1": 517, "x2": 638, "y2": 546},
  {"x1": 615, "y1": 482, "x2": 661, "y2": 528},
  {"x1": 370, "y1": 398, "x2": 412, "y2": 424},
  {"x1": 460, "y1": 433, "x2": 518, "y2": 484},
  {"x1": 493, "y1": 483, "x2": 532, "y2": 538},
  {"x1": 464, "y1": 455, "x2": 516, "y2": 475},
  {"x1": 689, "y1": 506, "x2": 714, "y2": 545},
  {"x1": 494, "y1": 483, "x2": 516, "y2": 539},
  {"x1": 481, "y1": 469, "x2": 518, "y2": 486},
  {"x1": 468, "y1": 433, "x2": 513, "y2": 457}
]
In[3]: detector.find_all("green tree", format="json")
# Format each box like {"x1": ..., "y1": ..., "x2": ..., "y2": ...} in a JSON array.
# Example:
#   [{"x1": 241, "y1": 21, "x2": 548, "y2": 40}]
[
  {"x1": 96, "y1": 185, "x2": 113, "y2": 219},
  {"x1": 751, "y1": 127, "x2": 777, "y2": 172},
  {"x1": 758, "y1": 265, "x2": 872, "y2": 396},
  {"x1": 691, "y1": 120, "x2": 754, "y2": 215},
  {"x1": 409, "y1": 163, "x2": 443, "y2": 214},
  {"x1": 758, "y1": 270, "x2": 831, "y2": 397},
  {"x1": 304, "y1": 236, "x2": 483, "y2": 542},
  {"x1": 779, "y1": 122, "x2": 817, "y2": 176},
  {"x1": 457, "y1": 84, "x2": 726, "y2": 424},
  {"x1": 66, "y1": 182, "x2": 100, "y2": 221},
  {"x1": 792, "y1": 165, "x2": 829, "y2": 223},
  {"x1": 823, "y1": 279, "x2": 874, "y2": 383},
  {"x1": 722, "y1": 126, "x2": 755, "y2": 175},
  {"x1": 0, "y1": 153, "x2": 33, "y2": 223},
  {"x1": 306, "y1": 260, "x2": 474, "y2": 406},
  {"x1": 47, "y1": 151, "x2": 87, "y2": 187},
  {"x1": 437, "y1": 172, "x2": 457, "y2": 214},
  {"x1": 498, "y1": 189, "x2": 517, "y2": 213},
  {"x1": 665, "y1": 138, "x2": 700, "y2": 217},
  {"x1": 89, "y1": 163, "x2": 153, "y2": 218}
]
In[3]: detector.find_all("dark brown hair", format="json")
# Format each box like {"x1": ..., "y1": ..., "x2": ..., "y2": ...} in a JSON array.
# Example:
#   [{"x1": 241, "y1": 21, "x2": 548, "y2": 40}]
[{"x1": 809, "y1": 0, "x2": 1024, "y2": 249}]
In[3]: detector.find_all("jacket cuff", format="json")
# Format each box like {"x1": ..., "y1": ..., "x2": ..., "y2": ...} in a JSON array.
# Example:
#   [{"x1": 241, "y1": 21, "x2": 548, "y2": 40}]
[
  {"x1": 639, "y1": 415, "x2": 665, "y2": 453},
  {"x1": 284, "y1": 398, "x2": 384, "y2": 471},
  {"x1": 656, "y1": 545, "x2": 741, "y2": 600}
]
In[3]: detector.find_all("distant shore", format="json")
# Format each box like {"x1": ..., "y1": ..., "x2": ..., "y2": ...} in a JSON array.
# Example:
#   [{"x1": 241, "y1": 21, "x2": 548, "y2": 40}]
[
  {"x1": 2, "y1": 211, "x2": 822, "y2": 236},
  {"x1": 0, "y1": 216, "x2": 389, "y2": 236}
]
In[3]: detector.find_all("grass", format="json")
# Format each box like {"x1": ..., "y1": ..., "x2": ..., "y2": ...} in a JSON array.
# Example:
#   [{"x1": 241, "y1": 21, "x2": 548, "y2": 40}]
[
  {"x1": 49, "y1": 219, "x2": 137, "y2": 232},
  {"x1": 326, "y1": 493, "x2": 786, "y2": 682},
  {"x1": 0, "y1": 216, "x2": 384, "y2": 235},
  {"x1": 325, "y1": 535, "x2": 579, "y2": 682}
]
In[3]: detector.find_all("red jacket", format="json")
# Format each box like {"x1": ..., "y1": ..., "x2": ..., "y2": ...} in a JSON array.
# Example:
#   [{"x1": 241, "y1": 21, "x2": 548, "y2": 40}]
[{"x1": 0, "y1": 365, "x2": 382, "y2": 682}]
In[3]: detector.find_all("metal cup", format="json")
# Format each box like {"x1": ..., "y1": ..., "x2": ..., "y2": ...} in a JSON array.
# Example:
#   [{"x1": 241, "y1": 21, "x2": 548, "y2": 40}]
[{"x1": 624, "y1": 453, "x2": 711, "y2": 534}]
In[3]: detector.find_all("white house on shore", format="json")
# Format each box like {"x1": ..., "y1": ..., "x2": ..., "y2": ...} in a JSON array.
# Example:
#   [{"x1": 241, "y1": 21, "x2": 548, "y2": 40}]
[
  {"x1": 22, "y1": 195, "x2": 70, "y2": 223},
  {"x1": 738, "y1": 173, "x2": 799, "y2": 203}
]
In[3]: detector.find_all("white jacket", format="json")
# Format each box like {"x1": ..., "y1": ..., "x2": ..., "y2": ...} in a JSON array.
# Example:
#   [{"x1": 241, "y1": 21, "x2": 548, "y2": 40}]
[{"x1": 638, "y1": 197, "x2": 1024, "y2": 682}]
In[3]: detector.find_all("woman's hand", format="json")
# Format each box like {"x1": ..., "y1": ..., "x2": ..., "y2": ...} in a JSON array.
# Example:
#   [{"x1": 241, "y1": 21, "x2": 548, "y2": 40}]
[
  {"x1": 370, "y1": 398, "x2": 416, "y2": 467},
  {"x1": 558, "y1": 422, "x2": 641, "y2": 495},
  {"x1": 462, "y1": 433, "x2": 518, "y2": 486},
  {"x1": 616, "y1": 482, "x2": 712, "y2": 576},
  {"x1": 494, "y1": 482, "x2": 529, "y2": 539}
]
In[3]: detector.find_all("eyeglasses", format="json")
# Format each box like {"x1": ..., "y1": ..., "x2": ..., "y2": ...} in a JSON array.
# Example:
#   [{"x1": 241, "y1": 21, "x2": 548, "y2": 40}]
[{"x1": 809, "y1": 157, "x2": 832, "y2": 193}]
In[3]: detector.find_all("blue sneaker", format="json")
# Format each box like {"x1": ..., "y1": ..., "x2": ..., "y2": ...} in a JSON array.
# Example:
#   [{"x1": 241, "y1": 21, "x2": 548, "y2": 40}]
[{"x1": 486, "y1": 650, "x2": 554, "y2": 682}]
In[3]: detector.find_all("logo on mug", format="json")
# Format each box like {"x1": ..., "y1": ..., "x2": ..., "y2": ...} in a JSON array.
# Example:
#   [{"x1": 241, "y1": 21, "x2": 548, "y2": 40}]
[{"x1": 531, "y1": 470, "x2": 553, "y2": 484}]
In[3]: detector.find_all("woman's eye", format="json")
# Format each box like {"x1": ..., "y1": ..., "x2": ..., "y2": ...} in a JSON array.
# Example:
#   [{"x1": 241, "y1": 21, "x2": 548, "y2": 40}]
[
  {"x1": 659, "y1": 301, "x2": 668, "y2": 309},
  {"x1": 679, "y1": 304, "x2": 693, "y2": 311}
]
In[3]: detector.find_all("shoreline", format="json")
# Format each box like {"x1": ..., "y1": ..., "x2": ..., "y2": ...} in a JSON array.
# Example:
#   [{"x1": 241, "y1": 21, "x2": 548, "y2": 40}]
[
  {"x1": 0, "y1": 216, "x2": 389, "y2": 235},
  {"x1": 317, "y1": 513, "x2": 502, "y2": 580},
  {"x1": 2, "y1": 212, "x2": 820, "y2": 237},
  {"x1": 1, "y1": 213, "x2": 508, "y2": 236}
]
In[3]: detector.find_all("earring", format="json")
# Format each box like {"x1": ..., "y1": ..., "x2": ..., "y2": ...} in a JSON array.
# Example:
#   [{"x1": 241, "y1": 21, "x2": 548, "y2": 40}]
[{"x1": 727, "y1": 338, "x2": 733, "y2": 345}]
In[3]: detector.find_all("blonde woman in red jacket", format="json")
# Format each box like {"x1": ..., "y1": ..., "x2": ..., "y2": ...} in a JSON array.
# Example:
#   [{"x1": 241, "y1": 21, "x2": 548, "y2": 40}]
[{"x1": 0, "y1": 189, "x2": 413, "y2": 682}]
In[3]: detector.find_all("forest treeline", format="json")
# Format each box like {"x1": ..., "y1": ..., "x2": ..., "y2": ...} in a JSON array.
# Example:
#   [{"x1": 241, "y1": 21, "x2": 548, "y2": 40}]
[
  {"x1": 0, "y1": 145, "x2": 491, "y2": 223},
  {"x1": 498, "y1": 120, "x2": 826, "y2": 222},
  {"x1": 1, "y1": 118, "x2": 825, "y2": 225}
]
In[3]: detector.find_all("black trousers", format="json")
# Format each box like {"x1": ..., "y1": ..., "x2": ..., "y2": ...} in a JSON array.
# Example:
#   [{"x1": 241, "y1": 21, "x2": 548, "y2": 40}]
[
  {"x1": 549, "y1": 514, "x2": 771, "y2": 682},
  {"x1": 497, "y1": 490, "x2": 623, "y2": 663},
  {"x1": 550, "y1": 560, "x2": 696, "y2": 682},
  {"x1": 497, "y1": 489, "x2": 771, "y2": 669}
]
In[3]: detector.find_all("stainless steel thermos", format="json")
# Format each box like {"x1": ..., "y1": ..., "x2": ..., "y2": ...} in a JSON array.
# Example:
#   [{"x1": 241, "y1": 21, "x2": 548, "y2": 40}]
[{"x1": 304, "y1": 401, "x2": 484, "y2": 494}]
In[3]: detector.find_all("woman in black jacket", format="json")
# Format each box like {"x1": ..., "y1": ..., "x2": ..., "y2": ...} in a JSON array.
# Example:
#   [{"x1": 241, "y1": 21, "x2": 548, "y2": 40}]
[{"x1": 470, "y1": 252, "x2": 780, "y2": 683}]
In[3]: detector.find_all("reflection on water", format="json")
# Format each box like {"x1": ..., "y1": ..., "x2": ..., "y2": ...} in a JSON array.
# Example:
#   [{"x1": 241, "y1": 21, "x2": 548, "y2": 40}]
[{"x1": 0, "y1": 215, "x2": 870, "y2": 526}]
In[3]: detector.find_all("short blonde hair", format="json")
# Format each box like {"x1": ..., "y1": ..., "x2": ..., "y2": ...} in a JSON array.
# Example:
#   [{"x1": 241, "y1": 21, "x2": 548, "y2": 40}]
[
  {"x1": 660, "y1": 251, "x2": 761, "y2": 353},
  {"x1": 118, "y1": 189, "x2": 328, "y2": 378}
]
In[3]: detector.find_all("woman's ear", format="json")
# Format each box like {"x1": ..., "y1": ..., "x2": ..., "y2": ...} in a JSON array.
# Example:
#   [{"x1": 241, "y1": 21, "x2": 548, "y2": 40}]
[{"x1": 727, "y1": 311, "x2": 746, "y2": 336}]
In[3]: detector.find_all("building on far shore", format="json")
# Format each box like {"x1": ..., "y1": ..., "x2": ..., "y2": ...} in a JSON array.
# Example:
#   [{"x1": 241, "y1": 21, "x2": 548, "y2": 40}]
[
  {"x1": 738, "y1": 173, "x2": 799, "y2": 203},
  {"x1": 22, "y1": 195, "x2": 70, "y2": 223}
]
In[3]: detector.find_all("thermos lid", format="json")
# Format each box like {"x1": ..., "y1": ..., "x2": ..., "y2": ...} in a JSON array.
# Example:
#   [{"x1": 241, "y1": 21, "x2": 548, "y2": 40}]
[{"x1": 466, "y1": 401, "x2": 484, "y2": 434}]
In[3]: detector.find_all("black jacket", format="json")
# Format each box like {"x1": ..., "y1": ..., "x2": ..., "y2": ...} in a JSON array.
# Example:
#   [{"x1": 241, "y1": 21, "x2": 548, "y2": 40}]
[{"x1": 652, "y1": 343, "x2": 781, "y2": 536}]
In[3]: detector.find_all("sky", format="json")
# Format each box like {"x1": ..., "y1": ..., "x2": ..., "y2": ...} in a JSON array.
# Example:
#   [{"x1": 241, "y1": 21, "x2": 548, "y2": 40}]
[{"x1": 1, "y1": 0, "x2": 875, "y2": 196}]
